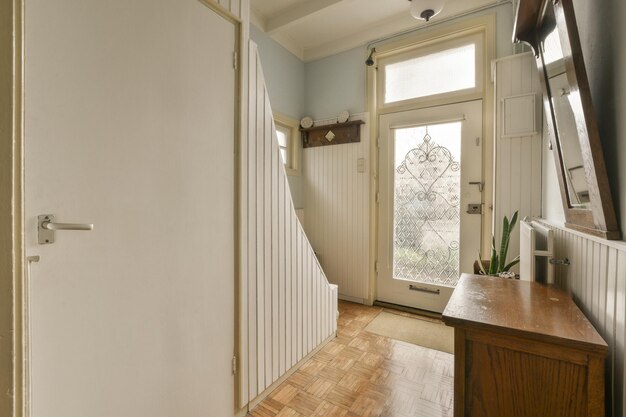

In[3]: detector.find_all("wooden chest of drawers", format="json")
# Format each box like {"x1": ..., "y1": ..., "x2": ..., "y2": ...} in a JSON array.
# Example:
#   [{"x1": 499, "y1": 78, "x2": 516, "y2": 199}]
[{"x1": 443, "y1": 274, "x2": 608, "y2": 417}]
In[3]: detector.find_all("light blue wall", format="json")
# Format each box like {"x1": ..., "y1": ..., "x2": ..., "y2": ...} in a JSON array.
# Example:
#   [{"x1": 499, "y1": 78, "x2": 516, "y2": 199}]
[
  {"x1": 304, "y1": 46, "x2": 368, "y2": 120},
  {"x1": 252, "y1": 4, "x2": 515, "y2": 122},
  {"x1": 250, "y1": 25, "x2": 305, "y2": 120},
  {"x1": 250, "y1": 25, "x2": 306, "y2": 208}
]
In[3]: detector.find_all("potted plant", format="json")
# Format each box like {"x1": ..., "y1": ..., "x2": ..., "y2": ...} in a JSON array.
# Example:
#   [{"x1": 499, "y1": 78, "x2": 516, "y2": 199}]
[{"x1": 475, "y1": 211, "x2": 520, "y2": 278}]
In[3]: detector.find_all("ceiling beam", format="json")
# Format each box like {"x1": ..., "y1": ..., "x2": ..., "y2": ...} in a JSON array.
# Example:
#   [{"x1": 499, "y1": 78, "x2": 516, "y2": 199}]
[{"x1": 266, "y1": 0, "x2": 346, "y2": 34}]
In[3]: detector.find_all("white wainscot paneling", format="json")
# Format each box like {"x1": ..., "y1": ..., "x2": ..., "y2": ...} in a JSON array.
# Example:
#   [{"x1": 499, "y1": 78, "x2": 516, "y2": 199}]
[
  {"x1": 238, "y1": 41, "x2": 338, "y2": 408},
  {"x1": 539, "y1": 220, "x2": 626, "y2": 417},
  {"x1": 493, "y1": 52, "x2": 543, "y2": 271},
  {"x1": 302, "y1": 115, "x2": 371, "y2": 303}
]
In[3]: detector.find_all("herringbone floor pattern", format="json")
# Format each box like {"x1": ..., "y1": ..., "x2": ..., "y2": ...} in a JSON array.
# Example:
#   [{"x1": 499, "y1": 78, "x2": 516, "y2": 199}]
[{"x1": 248, "y1": 301, "x2": 454, "y2": 417}]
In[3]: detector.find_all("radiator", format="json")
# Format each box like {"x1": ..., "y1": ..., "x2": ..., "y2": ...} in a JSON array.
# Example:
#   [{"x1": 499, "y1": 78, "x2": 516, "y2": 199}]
[{"x1": 520, "y1": 219, "x2": 555, "y2": 283}]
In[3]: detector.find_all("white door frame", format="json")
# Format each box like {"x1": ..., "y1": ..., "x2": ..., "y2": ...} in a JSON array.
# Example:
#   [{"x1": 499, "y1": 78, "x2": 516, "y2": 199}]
[
  {"x1": 365, "y1": 15, "x2": 497, "y2": 305},
  {"x1": 2, "y1": 1, "x2": 25, "y2": 416},
  {"x1": 376, "y1": 100, "x2": 484, "y2": 312},
  {"x1": 3, "y1": 2, "x2": 244, "y2": 417}
]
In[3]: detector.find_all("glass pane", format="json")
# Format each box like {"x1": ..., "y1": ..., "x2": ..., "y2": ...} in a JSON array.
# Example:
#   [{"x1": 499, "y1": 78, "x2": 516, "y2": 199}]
[
  {"x1": 385, "y1": 44, "x2": 475, "y2": 103},
  {"x1": 393, "y1": 122, "x2": 462, "y2": 286},
  {"x1": 276, "y1": 129, "x2": 288, "y2": 148},
  {"x1": 279, "y1": 147, "x2": 287, "y2": 164}
]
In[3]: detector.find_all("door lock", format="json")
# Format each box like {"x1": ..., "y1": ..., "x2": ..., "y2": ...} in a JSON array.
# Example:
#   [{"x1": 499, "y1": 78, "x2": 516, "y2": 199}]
[{"x1": 466, "y1": 204, "x2": 482, "y2": 214}]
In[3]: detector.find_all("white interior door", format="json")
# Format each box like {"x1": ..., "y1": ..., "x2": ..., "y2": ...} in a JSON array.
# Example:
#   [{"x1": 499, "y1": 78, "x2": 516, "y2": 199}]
[
  {"x1": 377, "y1": 101, "x2": 483, "y2": 313},
  {"x1": 24, "y1": 1, "x2": 236, "y2": 416}
]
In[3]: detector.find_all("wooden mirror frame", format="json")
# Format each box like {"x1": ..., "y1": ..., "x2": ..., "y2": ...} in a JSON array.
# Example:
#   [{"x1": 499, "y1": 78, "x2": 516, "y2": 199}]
[{"x1": 514, "y1": 0, "x2": 621, "y2": 240}]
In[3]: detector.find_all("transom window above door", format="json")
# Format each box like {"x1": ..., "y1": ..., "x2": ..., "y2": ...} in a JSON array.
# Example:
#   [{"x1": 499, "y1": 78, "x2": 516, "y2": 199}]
[{"x1": 379, "y1": 33, "x2": 483, "y2": 107}]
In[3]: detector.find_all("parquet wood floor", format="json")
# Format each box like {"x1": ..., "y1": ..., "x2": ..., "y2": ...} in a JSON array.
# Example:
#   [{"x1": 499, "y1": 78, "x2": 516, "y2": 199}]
[{"x1": 248, "y1": 301, "x2": 454, "y2": 417}]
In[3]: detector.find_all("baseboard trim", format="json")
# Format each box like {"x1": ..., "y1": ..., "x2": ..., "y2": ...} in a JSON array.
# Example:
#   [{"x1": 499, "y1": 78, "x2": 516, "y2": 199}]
[
  {"x1": 373, "y1": 300, "x2": 443, "y2": 320},
  {"x1": 338, "y1": 294, "x2": 369, "y2": 305}
]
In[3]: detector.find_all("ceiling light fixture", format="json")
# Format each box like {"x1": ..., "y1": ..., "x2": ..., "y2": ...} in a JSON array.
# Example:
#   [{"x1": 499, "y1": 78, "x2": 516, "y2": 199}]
[{"x1": 409, "y1": 0, "x2": 445, "y2": 22}]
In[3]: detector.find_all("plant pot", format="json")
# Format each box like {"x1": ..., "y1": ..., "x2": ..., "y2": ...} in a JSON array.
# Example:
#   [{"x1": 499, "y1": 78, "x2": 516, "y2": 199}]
[
  {"x1": 473, "y1": 260, "x2": 519, "y2": 279},
  {"x1": 473, "y1": 260, "x2": 491, "y2": 275}
]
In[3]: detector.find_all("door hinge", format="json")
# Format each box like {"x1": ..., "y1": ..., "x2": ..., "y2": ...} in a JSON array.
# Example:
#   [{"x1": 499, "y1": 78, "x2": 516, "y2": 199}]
[
  {"x1": 375, "y1": 192, "x2": 380, "y2": 204},
  {"x1": 233, "y1": 51, "x2": 238, "y2": 70},
  {"x1": 376, "y1": 137, "x2": 381, "y2": 148},
  {"x1": 232, "y1": 356, "x2": 237, "y2": 375},
  {"x1": 374, "y1": 261, "x2": 379, "y2": 273}
]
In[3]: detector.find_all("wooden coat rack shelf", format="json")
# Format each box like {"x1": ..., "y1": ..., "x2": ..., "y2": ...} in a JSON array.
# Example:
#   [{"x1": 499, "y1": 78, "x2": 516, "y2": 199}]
[{"x1": 300, "y1": 120, "x2": 365, "y2": 149}]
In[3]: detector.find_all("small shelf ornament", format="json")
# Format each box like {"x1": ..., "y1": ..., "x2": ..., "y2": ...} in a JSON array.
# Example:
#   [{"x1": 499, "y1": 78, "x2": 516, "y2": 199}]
[{"x1": 300, "y1": 120, "x2": 365, "y2": 149}]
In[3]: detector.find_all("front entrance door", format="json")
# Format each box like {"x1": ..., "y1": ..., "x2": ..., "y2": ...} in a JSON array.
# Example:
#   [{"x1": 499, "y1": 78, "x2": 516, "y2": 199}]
[
  {"x1": 24, "y1": 1, "x2": 237, "y2": 416},
  {"x1": 377, "y1": 100, "x2": 483, "y2": 312}
]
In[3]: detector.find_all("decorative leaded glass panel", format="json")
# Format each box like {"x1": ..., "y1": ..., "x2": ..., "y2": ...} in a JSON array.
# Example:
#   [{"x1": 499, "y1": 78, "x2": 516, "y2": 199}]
[{"x1": 393, "y1": 123, "x2": 462, "y2": 286}]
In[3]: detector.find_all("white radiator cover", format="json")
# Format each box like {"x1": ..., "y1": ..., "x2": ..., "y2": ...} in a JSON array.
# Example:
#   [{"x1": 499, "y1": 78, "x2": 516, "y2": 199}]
[{"x1": 520, "y1": 219, "x2": 554, "y2": 282}]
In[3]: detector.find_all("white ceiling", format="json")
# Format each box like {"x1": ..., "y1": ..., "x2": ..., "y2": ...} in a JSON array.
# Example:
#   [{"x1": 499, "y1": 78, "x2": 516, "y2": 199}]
[{"x1": 251, "y1": 0, "x2": 499, "y2": 62}]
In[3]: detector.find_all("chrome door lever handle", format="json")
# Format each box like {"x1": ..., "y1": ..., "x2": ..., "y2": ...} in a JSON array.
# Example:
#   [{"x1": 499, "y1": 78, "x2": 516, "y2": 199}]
[
  {"x1": 38, "y1": 214, "x2": 93, "y2": 244},
  {"x1": 41, "y1": 221, "x2": 93, "y2": 231}
]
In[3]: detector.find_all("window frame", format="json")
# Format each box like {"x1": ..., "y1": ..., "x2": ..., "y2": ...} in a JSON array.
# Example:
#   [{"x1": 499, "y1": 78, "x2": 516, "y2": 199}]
[
  {"x1": 273, "y1": 112, "x2": 300, "y2": 176},
  {"x1": 377, "y1": 32, "x2": 484, "y2": 110}
]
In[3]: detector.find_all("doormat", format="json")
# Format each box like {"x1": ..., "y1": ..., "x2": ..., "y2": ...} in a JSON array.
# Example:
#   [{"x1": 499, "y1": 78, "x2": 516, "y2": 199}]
[{"x1": 364, "y1": 311, "x2": 454, "y2": 354}]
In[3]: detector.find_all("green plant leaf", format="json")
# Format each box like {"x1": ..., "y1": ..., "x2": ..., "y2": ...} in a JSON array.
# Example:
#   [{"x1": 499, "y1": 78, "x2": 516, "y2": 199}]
[
  {"x1": 498, "y1": 215, "x2": 510, "y2": 271},
  {"x1": 503, "y1": 255, "x2": 520, "y2": 272},
  {"x1": 510, "y1": 211, "x2": 519, "y2": 230},
  {"x1": 498, "y1": 211, "x2": 519, "y2": 273},
  {"x1": 506, "y1": 211, "x2": 519, "y2": 260},
  {"x1": 476, "y1": 253, "x2": 487, "y2": 275},
  {"x1": 489, "y1": 237, "x2": 498, "y2": 275},
  {"x1": 491, "y1": 254, "x2": 499, "y2": 275}
]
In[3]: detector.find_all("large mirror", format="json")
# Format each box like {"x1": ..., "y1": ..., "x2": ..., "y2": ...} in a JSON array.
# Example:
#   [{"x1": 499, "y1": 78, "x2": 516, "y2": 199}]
[
  {"x1": 514, "y1": 0, "x2": 621, "y2": 240},
  {"x1": 541, "y1": 4, "x2": 589, "y2": 208}
]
